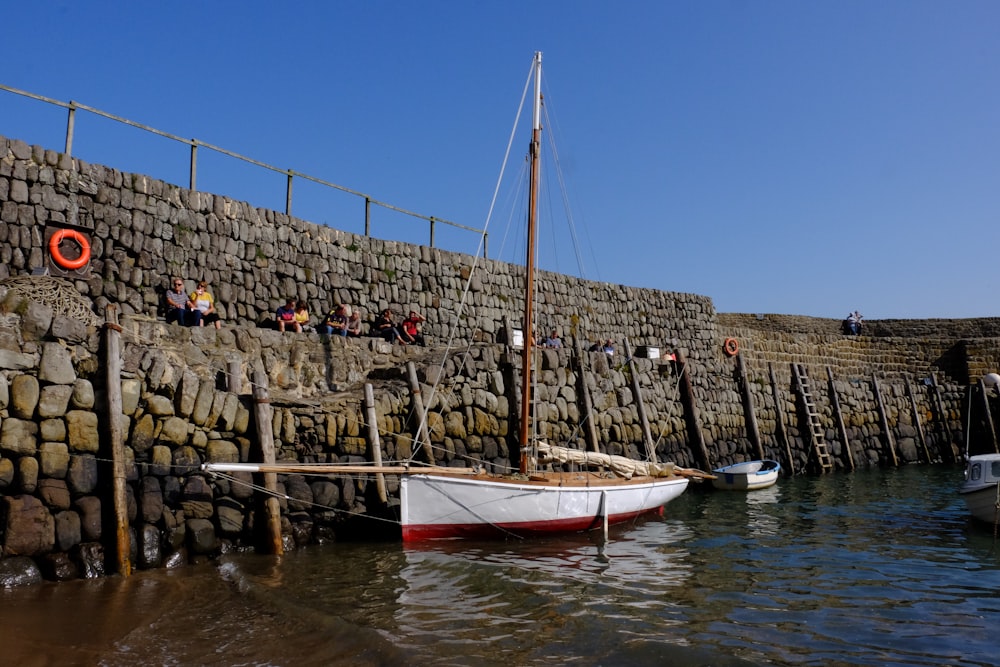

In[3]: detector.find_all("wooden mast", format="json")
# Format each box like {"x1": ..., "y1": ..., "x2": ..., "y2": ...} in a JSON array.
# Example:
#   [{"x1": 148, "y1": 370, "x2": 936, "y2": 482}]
[{"x1": 519, "y1": 51, "x2": 542, "y2": 475}]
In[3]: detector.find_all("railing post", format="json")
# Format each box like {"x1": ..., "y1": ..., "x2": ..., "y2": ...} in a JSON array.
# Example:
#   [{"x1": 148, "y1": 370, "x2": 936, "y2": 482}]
[
  {"x1": 65, "y1": 103, "x2": 76, "y2": 156},
  {"x1": 364, "y1": 197, "x2": 371, "y2": 236},
  {"x1": 483, "y1": 232, "x2": 488, "y2": 258},
  {"x1": 285, "y1": 171, "x2": 293, "y2": 216},
  {"x1": 189, "y1": 142, "x2": 198, "y2": 190},
  {"x1": 430, "y1": 216, "x2": 436, "y2": 248}
]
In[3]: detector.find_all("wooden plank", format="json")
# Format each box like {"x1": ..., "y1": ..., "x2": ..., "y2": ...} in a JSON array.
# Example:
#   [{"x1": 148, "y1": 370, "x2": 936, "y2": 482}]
[
  {"x1": 675, "y1": 349, "x2": 711, "y2": 471},
  {"x1": 735, "y1": 352, "x2": 764, "y2": 461},
  {"x1": 364, "y1": 383, "x2": 388, "y2": 503},
  {"x1": 623, "y1": 338, "x2": 654, "y2": 461},
  {"x1": 826, "y1": 366, "x2": 854, "y2": 471},
  {"x1": 252, "y1": 367, "x2": 283, "y2": 555},
  {"x1": 929, "y1": 373, "x2": 957, "y2": 462},
  {"x1": 573, "y1": 336, "x2": 600, "y2": 455},
  {"x1": 905, "y1": 376, "x2": 932, "y2": 463},
  {"x1": 104, "y1": 305, "x2": 130, "y2": 577},
  {"x1": 406, "y1": 361, "x2": 435, "y2": 465},
  {"x1": 768, "y1": 363, "x2": 794, "y2": 476},
  {"x1": 872, "y1": 373, "x2": 899, "y2": 466}
]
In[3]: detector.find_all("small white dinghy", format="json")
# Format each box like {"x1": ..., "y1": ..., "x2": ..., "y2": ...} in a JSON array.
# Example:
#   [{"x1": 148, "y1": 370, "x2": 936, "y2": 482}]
[
  {"x1": 959, "y1": 453, "x2": 1000, "y2": 526},
  {"x1": 712, "y1": 460, "x2": 781, "y2": 491}
]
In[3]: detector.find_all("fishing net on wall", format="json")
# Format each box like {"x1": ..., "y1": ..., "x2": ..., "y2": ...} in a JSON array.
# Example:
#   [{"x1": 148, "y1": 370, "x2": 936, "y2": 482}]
[{"x1": 0, "y1": 275, "x2": 101, "y2": 326}]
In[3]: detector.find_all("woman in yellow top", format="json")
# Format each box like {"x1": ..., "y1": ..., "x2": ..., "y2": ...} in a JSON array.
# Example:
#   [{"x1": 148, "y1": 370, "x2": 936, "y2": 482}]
[
  {"x1": 189, "y1": 281, "x2": 221, "y2": 329},
  {"x1": 294, "y1": 301, "x2": 311, "y2": 332}
]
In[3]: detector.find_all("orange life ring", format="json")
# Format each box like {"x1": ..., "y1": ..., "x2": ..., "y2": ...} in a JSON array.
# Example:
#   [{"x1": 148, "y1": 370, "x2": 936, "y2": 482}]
[
  {"x1": 49, "y1": 229, "x2": 91, "y2": 270},
  {"x1": 723, "y1": 337, "x2": 739, "y2": 356}
]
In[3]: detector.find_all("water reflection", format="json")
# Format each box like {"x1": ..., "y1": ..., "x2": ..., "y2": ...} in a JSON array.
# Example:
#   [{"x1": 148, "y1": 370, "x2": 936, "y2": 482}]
[{"x1": 4, "y1": 465, "x2": 1000, "y2": 667}]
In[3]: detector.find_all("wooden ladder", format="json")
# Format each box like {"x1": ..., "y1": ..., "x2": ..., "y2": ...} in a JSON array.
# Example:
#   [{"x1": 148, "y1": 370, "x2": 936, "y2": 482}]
[{"x1": 791, "y1": 363, "x2": 835, "y2": 472}]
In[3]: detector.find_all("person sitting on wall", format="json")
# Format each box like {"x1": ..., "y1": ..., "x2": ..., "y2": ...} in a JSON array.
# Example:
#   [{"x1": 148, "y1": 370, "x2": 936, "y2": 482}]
[
  {"x1": 846, "y1": 311, "x2": 860, "y2": 335},
  {"x1": 165, "y1": 277, "x2": 196, "y2": 326},
  {"x1": 190, "y1": 281, "x2": 222, "y2": 329},
  {"x1": 319, "y1": 304, "x2": 348, "y2": 336},
  {"x1": 295, "y1": 300, "x2": 313, "y2": 332},
  {"x1": 373, "y1": 309, "x2": 406, "y2": 344},
  {"x1": 346, "y1": 308, "x2": 363, "y2": 337},
  {"x1": 543, "y1": 329, "x2": 562, "y2": 348},
  {"x1": 602, "y1": 339, "x2": 615, "y2": 356},
  {"x1": 276, "y1": 299, "x2": 299, "y2": 332},
  {"x1": 853, "y1": 310, "x2": 864, "y2": 335},
  {"x1": 401, "y1": 310, "x2": 426, "y2": 346}
]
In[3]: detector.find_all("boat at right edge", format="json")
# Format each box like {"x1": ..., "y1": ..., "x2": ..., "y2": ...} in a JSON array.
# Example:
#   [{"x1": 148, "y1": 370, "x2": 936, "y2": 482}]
[{"x1": 959, "y1": 453, "x2": 1000, "y2": 525}]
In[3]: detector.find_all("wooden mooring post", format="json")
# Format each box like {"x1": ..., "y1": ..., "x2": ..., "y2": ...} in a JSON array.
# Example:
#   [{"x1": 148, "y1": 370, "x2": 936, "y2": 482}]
[
  {"x1": 905, "y1": 376, "x2": 932, "y2": 463},
  {"x1": 826, "y1": 367, "x2": 854, "y2": 471},
  {"x1": 103, "y1": 305, "x2": 130, "y2": 577},
  {"x1": 623, "y1": 338, "x2": 654, "y2": 461},
  {"x1": 251, "y1": 366, "x2": 283, "y2": 555},
  {"x1": 872, "y1": 373, "x2": 899, "y2": 467},
  {"x1": 573, "y1": 336, "x2": 600, "y2": 454},
  {"x1": 364, "y1": 383, "x2": 388, "y2": 504},
  {"x1": 735, "y1": 353, "x2": 765, "y2": 461},
  {"x1": 929, "y1": 374, "x2": 957, "y2": 462},
  {"x1": 768, "y1": 363, "x2": 794, "y2": 475},
  {"x1": 675, "y1": 349, "x2": 711, "y2": 471},
  {"x1": 406, "y1": 362, "x2": 435, "y2": 465}
]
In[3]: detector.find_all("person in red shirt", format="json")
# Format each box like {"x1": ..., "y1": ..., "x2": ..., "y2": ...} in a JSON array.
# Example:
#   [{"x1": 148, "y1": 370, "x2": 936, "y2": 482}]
[{"x1": 401, "y1": 311, "x2": 426, "y2": 346}]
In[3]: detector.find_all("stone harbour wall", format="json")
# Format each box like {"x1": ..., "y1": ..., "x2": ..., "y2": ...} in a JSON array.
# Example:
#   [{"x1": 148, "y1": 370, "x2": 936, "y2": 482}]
[
  {"x1": 0, "y1": 286, "x2": 986, "y2": 586},
  {"x1": 2, "y1": 132, "x2": 1000, "y2": 585}
]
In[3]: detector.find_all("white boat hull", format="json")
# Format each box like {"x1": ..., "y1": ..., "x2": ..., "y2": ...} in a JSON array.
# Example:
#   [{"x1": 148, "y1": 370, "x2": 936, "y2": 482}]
[
  {"x1": 960, "y1": 454, "x2": 1000, "y2": 525},
  {"x1": 400, "y1": 472, "x2": 688, "y2": 541},
  {"x1": 711, "y1": 460, "x2": 780, "y2": 491}
]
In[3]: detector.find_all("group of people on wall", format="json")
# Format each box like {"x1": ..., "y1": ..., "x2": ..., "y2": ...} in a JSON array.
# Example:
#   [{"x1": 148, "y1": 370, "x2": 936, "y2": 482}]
[
  {"x1": 843, "y1": 310, "x2": 864, "y2": 335},
  {"x1": 276, "y1": 301, "x2": 427, "y2": 345},
  {"x1": 163, "y1": 276, "x2": 428, "y2": 345},
  {"x1": 164, "y1": 278, "x2": 222, "y2": 329}
]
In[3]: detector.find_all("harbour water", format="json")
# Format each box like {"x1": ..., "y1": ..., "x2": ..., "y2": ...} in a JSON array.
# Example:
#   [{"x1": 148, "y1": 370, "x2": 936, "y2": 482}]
[{"x1": 3, "y1": 464, "x2": 999, "y2": 667}]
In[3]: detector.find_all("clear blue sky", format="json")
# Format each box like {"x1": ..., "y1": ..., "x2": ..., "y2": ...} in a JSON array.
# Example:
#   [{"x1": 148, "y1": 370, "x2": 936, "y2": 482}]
[{"x1": 3, "y1": 1, "x2": 998, "y2": 319}]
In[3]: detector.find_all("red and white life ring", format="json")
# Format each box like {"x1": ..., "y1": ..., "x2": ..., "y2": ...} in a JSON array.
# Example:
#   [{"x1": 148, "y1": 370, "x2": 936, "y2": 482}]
[
  {"x1": 723, "y1": 337, "x2": 739, "y2": 356},
  {"x1": 49, "y1": 229, "x2": 91, "y2": 270}
]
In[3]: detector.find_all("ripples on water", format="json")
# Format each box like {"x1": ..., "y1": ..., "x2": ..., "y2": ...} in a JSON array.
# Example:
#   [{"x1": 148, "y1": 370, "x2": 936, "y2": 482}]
[{"x1": 3, "y1": 465, "x2": 999, "y2": 666}]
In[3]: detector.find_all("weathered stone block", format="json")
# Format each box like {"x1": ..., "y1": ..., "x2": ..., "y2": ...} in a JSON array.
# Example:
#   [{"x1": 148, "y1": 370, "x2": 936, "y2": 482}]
[
  {"x1": 38, "y1": 383, "x2": 73, "y2": 418},
  {"x1": 146, "y1": 394, "x2": 175, "y2": 416},
  {"x1": 38, "y1": 342, "x2": 75, "y2": 385},
  {"x1": 39, "y1": 441, "x2": 70, "y2": 478},
  {"x1": 1, "y1": 418, "x2": 38, "y2": 456},
  {"x1": 67, "y1": 454, "x2": 98, "y2": 495},
  {"x1": 38, "y1": 478, "x2": 71, "y2": 511},
  {"x1": 54, "y1": 510, "x2": 82, "y2": 551},
  {"x1": 120, "y1": 378, "x2": 140, "y2": 414},
  {"x1": 149, "y1": 445, "x2": 172, "y2": 476},
  {"x1": 139, "y1": 476, "x2": 163, "y2": 523},
  {"x1": 186, "y1": 518, "x2": 218, "y2": 555},
  {"x1": 39, "y1": 418, "x2": 67, "y2": 443},
  {"x1": 138, "y1": 523, "x2": 162, "y2": 569},
  {"x1": 205, "y1": 440, "x2": 239, "y2": 464},
  {"x1": 158, "y1": 416, "x2": 189, "y2": 446},
  {"x1": 10, "y1": 374, "x2": 39, "y2": 419},
  {"x1": 75, "y1": 496, "x2": 102, "y2": 542},
  {"x1": 17, "y1": 456, "x2": 38, "y2": 493},
  {"x1": 2, "y1": 495, "x2": 55, "y2": 556},
  {"x1": 66, "y1": 410, "x2": 99, "y2": 453}
]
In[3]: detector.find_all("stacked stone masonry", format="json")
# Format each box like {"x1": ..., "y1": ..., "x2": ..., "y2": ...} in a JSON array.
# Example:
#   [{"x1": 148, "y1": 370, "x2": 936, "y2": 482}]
[{"x1": 2, "y1": 133, "x2": 1000, "y2": 584}]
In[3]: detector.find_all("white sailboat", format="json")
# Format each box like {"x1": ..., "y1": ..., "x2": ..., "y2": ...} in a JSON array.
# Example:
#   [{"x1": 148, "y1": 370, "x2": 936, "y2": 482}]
[
  {"x1": 204, "y1": 52, "x2": 697, "y2": 543},
  {"x1": 397, "y1": 52, "x2": 691, "y2": 541}
]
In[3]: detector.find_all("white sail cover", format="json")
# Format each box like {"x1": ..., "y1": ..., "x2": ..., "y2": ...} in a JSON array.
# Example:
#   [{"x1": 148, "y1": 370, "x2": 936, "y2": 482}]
[{"x1": 535, "y1": 442, "x2": 676, "y2": 479}]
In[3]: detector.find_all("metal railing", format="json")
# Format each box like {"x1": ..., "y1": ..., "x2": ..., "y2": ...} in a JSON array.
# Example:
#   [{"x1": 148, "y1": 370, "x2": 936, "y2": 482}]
[{"x1": 0, "y1": 83, "x2": 488, "y2": 257}]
